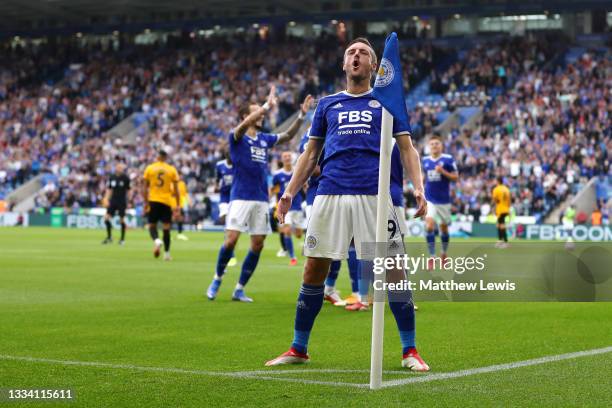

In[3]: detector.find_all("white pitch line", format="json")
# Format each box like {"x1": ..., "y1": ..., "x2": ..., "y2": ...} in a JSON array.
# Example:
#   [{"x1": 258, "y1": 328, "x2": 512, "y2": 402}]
[
  {"x1": 0, "y1": 355, "x2": 366, "y2": 388},
  {"x1": 1, "y1": 346, "x2": 611, "y2": 390},
  {"x1": 381, "y1": 345, "x2": 612, "y2": 388}
]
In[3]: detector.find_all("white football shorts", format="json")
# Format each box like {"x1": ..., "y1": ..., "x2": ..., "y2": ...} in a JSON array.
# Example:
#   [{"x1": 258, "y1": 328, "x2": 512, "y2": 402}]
[
  {"x1": 281, "y1": 210, "x2": 305, "y2": 230},
  {"x1": 426, "y1": 202, "x2": 452, "y2": 225},
  {"x1": 304, "y1": 195, "x2": 405, "y2": 260},
  {"x1": 225, "y1": 200, "x2": 271, "y2": 235},
  {"x1": 219, "y1": 202, "x2": 230, "y2": 218},
  {"x1": 394, "y1": 206, "x2": 407, "y2": 235},
  {"x1": 305, "y1": 205, "x2": 313, "y2": 224}
]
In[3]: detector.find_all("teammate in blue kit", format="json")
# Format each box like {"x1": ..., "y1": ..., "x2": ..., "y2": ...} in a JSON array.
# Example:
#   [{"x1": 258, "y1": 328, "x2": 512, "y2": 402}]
[
  {"x1": 266, "y1": 38, "x2": 429, "y2": 371},
  {"x1": 216, "y1": 151, "x2": 234, "y2": 225},
  {"x1": 422, "y1": 134, "x2": 458, "y2": 267},
  {"x1": 271, "y1": 151, "x2": 305, "y2": 266},
  {"x1": 215, "y1": 150, "x2": 237, "y2": 266},
  {"x1": 206, "y1": 86, "x2": 313, "y2": 302}
]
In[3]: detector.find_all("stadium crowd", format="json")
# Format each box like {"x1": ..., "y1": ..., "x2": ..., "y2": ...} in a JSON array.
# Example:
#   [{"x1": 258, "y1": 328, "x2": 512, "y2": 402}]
[
  {"x1": 430, "y1": 35, "x2": 562, "y2": 108},
  {"x1": 442, "y1": 49, "x2": 610, "y2": 222},
  {"x1": 1, "y1": 33, "x2": 447, "y2": 220},
  {"x1": 1, "y1": 32, "x2": 609, "y2": 224}
]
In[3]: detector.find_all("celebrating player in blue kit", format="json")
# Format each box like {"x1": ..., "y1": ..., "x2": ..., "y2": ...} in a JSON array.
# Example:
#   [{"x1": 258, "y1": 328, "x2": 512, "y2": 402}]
[
  {"x1": 266, "y1": 38, "x2": 430, "y2": 371},
  {"x1": 422, "y1": 134, "x2": 458, "y2": 266},
  {"x1": 206, "y1": 86, "x2": 314, "y2": 302},
  {"x1": 271, "y1": 151, "x2": 305, "y2": 266}
]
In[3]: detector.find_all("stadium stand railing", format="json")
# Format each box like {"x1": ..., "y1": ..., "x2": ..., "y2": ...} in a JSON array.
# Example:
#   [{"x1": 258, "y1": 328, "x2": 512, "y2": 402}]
[{"x1": 6, "y1": 174, "x2": 45, "y2": 212}]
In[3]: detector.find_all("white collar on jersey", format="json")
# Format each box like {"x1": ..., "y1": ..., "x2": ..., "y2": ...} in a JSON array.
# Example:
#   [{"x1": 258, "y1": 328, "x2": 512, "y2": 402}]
[{"x1": 342, "y1": 89, "x2": 373, "y2": 97}]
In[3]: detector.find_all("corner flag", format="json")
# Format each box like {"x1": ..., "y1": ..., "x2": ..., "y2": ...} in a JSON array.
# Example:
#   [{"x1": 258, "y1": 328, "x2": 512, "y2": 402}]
[
  {"x1": 372, "y1": 32, "x2": 410, "y2": 131},
  {"x1": 369, "y1": 32, "x2": 408, "y2": 390}
]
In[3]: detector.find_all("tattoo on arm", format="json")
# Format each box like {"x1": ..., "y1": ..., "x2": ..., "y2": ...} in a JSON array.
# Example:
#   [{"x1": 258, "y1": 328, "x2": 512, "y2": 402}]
[{"x1": 276, "y1": 116, "x2": 304, "y2": 144}]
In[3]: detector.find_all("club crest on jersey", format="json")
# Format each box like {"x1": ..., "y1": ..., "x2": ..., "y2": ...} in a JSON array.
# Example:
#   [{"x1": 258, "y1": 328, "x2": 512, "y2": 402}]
[
  {"x1": 261, "y1": 141, "x2": 268, "y2": 147},
  {"x1": 375, "y1": 58, "x2": 394, "y2": 87},
  {"x1": 368, "y1": 100, "x2": 381, "y2": 108}
]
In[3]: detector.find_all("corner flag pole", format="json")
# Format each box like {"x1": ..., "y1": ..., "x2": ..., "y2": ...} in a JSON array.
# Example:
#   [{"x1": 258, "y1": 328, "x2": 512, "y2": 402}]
[
  {"x1": 370, "y1": 107, "x2": 393, "y2": 390},
  {"x1": 370, "y1": 31, "x2": 407, "y2": 390}
]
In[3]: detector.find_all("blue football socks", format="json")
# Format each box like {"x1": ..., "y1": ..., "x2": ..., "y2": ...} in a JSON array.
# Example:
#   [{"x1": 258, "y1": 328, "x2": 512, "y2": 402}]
[
  {"x1": 291, "y1": 284, "x2": 325, "y2": 354},
  {"x1": 238, "y1": 250, "x2": 261, "y2": 286}
]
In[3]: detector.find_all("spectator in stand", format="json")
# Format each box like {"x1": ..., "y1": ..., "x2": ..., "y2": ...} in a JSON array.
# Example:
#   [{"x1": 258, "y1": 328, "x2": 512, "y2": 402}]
[
  {"x1": 2, "y1": 32, "x2": 447, "y2": 223},
  {"x1": 2, "y1": 32, "x2": 609, "y2": 225},
  {"x1": 591, "y1": 207, "x2": 602, "y2": 226},
  {"x1": 596, "y1": 174, "x2": 609, "y2": 209}
]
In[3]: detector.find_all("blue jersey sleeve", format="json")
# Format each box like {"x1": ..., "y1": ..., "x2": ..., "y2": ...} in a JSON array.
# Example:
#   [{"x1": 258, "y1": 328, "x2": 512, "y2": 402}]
[
  {"x1": 392, "y1": 113, "x2": 412, "y2": 136},
  {"x1": 299, "y1": 130, "x2": 310, "y2": 154},
  {"x1": 446, "y1": 157, "x2": 458, "y2": 173},
  {"x1": 309, "y1": 101, "x2": 327, "y2": 139},
  {"x1": 264, "y1": 133, "x2": 279, "y2": 147}
]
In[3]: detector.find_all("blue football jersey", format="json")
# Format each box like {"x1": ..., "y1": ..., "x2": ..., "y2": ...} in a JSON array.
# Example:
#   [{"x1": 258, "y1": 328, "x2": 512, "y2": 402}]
[
  {"x1": 215, "y1": 159, "x2": 234, "y2": 204},
  {"x1": 299, "y1": 129, "x2": 320, "y2": 206},
  {"x1": 229, "y1": 131, "x2": 278, "y2": 202},
  {"x1": 309, "y1": 90, "x2": 411, "y2": 195},
  {"x1": 423, "y1": 154, "x2": 457, "y2": 204},
  {"x1": 272, "y1": 169, "x2": 303, "y2": 211},
  {"x1": 390, "y1": 144, "x2": 404, "y2": 207}
]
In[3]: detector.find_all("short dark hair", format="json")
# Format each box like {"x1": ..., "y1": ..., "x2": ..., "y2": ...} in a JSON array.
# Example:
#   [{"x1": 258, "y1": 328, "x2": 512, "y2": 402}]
[
  {"x1": 429, "y1": 134, "x2": 442, "y2": 142},
  {"x1": 238, "y1": 103, "x2": 252, "y2": 120},
  {"x1": 497, "y1": 176, "x2": 504, "y2": 184},
  {"x1": 345, "y1": 37, "x2": 377, "y2": 65}
]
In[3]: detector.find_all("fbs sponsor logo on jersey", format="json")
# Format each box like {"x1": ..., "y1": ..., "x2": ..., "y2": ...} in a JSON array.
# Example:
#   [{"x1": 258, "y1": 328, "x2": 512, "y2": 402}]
[
  {"x1": 374, "y1": 58, "x2": 394, "y2": 87},
  {"x1": 338, "y1": 110, "x2": 373, "y2": 125},
  {"x1": 306, "y1": 234, "x2": 318, "y2": 249},
  {"x1": 250, "y1": 146, "x2": 267, "y2": 163}
]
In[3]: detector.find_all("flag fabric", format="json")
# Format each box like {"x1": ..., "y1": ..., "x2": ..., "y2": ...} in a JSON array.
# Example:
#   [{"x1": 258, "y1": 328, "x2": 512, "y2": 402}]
[{"x1": 372, "y1": 32, "x2": 410, "y2": 131}]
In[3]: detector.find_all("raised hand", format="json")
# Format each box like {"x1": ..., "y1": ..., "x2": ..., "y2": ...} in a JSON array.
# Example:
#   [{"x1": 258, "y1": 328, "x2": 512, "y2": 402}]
[{"x1": 300, "y1": 94, "x2": 314, "y2": 115}]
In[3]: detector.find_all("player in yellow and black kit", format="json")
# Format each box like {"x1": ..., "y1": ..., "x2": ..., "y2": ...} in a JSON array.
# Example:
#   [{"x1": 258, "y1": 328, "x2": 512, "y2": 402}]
[
  {"x1": 174, "y1": 179, "x2": 190, "y2": 241},
  {"x1": 492, "y1": 176, "x2": 512, "y2": 248},
  {"x1": 143, "y1": 149, "x2": 181, "y2": 260}
]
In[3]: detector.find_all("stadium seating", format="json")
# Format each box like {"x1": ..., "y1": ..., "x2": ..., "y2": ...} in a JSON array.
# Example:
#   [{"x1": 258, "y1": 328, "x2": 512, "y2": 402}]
[
  {"x1": 1, "y1": 34, "x2": 609, "y2": 223},
  {"x1": 443, "y1": 48, "x2": 610, "y2": 222},
  {"x1": 1, "y1": 35, "x2": 447, "y2": 219}
]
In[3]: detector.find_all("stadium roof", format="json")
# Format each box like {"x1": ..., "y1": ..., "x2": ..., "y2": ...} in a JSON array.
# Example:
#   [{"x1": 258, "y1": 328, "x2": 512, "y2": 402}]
[{"x1": 1, "y1": 0, "x2": 609, "y2": 37}]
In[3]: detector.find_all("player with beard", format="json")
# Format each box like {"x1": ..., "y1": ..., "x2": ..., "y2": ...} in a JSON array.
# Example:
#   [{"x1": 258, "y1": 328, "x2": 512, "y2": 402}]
[
  {"x1": 206, "y1": 86, "x2": 313, "y2": 302},
  {"x1": 266, "y1": 38, "x2": 429, "y2": 371}
]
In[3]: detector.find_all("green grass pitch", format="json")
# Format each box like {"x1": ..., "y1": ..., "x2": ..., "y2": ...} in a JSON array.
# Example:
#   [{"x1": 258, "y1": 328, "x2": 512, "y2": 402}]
[{"x1": 1, "y1": 227, "x2": 611, "y2": 407}]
